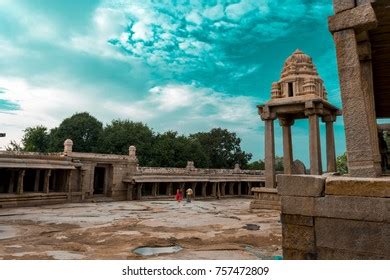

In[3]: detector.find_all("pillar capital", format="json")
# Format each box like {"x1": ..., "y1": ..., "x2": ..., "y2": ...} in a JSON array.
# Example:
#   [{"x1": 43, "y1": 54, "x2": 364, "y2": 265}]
[
  {"x1": 322, "y1": 114, "x2": 337, "y2": 123},
  {"x1": 279, "y1": 117, "x2": 295, "y2": 127},
  {"x1": 258, "y1": 105, "x2": 276, "y2": 121}
]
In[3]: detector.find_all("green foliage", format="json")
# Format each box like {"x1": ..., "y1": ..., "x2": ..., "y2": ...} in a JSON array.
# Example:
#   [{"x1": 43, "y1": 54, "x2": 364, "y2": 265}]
[
  {"x1": 275, "y1": 156, "x2": 284, "y2": 172},
  {"x1": 336, "y1": 152, "x2": 348, "y2": 175},
  {"x1": 16, "y1": 113, "x2": 252, "y2": 169},
  {"x1": 190, "y1": 128, "x2": 252, "y2": 169},
  {"x1": 49, "y1": 112, "x2": 103, "y2": 152},
  {"x1": 149, "y1": 131, "x2": 209, "y2": 168},
  {"x1": 99, "y1": 119, "x2": 153, "y2": 165},
  {"x1": 22, "y1": 125, "x2": 50, "y2": 153},
  {"x1": 247, "y1": 159, "x2": 265, "y2": 170}
]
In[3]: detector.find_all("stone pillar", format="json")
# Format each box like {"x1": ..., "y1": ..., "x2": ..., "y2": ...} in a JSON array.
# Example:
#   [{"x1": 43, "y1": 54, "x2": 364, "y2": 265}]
[
  {"x1": 137, "y1": 183, "x2": 143, "y2": 200},
  {"x1": 167, "y1": 182, "x2": 173, "y2": 196},
  {"x1": 221, "y1": 182, "x2": 226, "y2": 196},
  {"x1": 52, "y1": 171, "x2": 57, "y2": 192},
  {"x1": 323, "y1": 115, "x2": 337, "y2": 172},
  {"x1": 307, "y1": 112, "x2": 322, "y2": 175},
  {"x1": 191, "y1": 182, "x2": 197, "y2": 198},
  {"x1": 237, "y1": 182, "x2": 242, "y2": 196},
  {"x1": 279, "y1": 118, "x2": 295, "y2": 175},
  {"x1": 8, "y1": 170, "x2": 15, "y2": 193},
  {"x1": 152, "y1": 183, "x2": 158, "y2": 196},
  {"x1": 34, "y1": 170, "x2": 41, "y2": 192},
  {"x1": 202, "y1": 182, "x2": 207, "y2": 197},
  {"x1": 211, "y1": 182, "x2": 217, "y2": 197},
  {"x1": 127, "y1": 182, "x2": 134, "y2": 201},
  {"x1": 247, "y1": 182, "x2": 252, "y2": 195},
  {"x1": 43, "y1": 170, "x2": 51, "y2": 194},
  {"x1": 229, "y1": 182, "x2": 234, "y2": 195},
  {"x1": 264, "y1": 119, "x2": 276, "y2": 188},
  {"x1": 333, "y1": 29, "x2": 381, "y2": 177},
  {"x1": 16, "y1": 170, "x2": 25, "y2": 195}
]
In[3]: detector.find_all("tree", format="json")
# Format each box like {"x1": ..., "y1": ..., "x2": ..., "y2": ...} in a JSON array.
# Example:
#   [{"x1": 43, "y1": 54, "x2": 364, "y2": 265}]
[
  {"x1": 247, "y1": 159, "x2": 265, "y2": 170},
  {"x1": 99, "y1": 120, "x2": 153, "y2": 165},
  {"x1": 5, "y1": 140, "x2": 22, "y2": 151},
  {"x1": 150, "y1": 131, "x2": 209, "y2": 168},
  {"x1": 49, "y1": 112, "x2": 103, "y2": 152},
  {"x1": 22, "y1": 125, "x2": 50, "y2": 153},
  {"x1": 275, "y1": 156, "x2": 284, "y2": 172},
  {"x1": 190, "y1": 128, "x2": 252, "y2": 169},
  {"x1": 336, "y1": 152, "x2": 348, "y2": 175}
]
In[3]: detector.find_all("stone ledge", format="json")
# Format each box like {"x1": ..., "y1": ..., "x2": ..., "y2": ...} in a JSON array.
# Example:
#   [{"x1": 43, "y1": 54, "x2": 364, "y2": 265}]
[
  {"x1": 315, "y1": 195, "x2": 388, "y2": 222},
  {"x1": 277, "y1": 175, "x2": 325, "y2": 197},
  {"x1": 281, "y1": 214, "x2": 314, "y2": 227},
  {"x1": 325, "y1": 176, "x2": 390, "y2": 198},
  {"x1": 329, "y1": 3, "x2": 377, "y2": 33},
  {"x1": 332, "y1": 0, "x2": 355, "y2": 14},
  {"x1": 281, "y1": 196, "x2": 315, "y2": 216}
]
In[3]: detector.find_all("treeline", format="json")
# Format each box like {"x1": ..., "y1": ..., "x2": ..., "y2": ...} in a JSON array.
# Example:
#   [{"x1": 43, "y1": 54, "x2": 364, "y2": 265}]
[{"x1": 12, "y1": 112, "x2": 254, "y2": 169}]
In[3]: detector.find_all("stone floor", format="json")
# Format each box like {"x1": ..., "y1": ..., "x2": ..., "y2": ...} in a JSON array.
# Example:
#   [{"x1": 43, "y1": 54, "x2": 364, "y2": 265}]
[{"x1": 0, "y1": 198, "x2": 282, "y2": 260}]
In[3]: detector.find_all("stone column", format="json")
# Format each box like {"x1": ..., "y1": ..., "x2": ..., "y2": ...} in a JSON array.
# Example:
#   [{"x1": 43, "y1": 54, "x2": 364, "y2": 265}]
[
  {"x1": 264, "y1": 118, "x2": 276, "y2": 188},
  {"x1": 221, "y1": 182, "x2": 226, "y2": 196},
  {"x1": 332, "y1": 29, "x2": 381, "y2": 177},
  {"x1": 323, "y1": 115, "x2": 337, "y2": 172},
  {"x1": 8, "y1": 170, "x2": 15, "y2": 193},
  {"x1": 167, "y1": 182, "x2": 173, "y2": 196},
  {"x1": 152, "y1": 182, "x2": 158, "y2": 196},
  {"x1": 16, "y1": 170, "x2": 25, "y2": 195},
  {"x1": 34, "y1": 170, "x2": 41, "y2": 192},
  {"x1": 52, "y1": 171, "x2": 57, "y2": 192},
  {"x1": 137, "y1": 183, "x2": 143, "y2": 200},
  {"x1": 229, "y1": 182, "x2": 234, "y2": 195},
  {"x1": 127, "y1": 182, "x2": 134, "y2": 201},
  {"x1": 191, "y1": 182, "x2": 197, "y2": 198},
  {"x1": 43, "y1": 170, "x2": 51, "y2": 194},
  {"x1": 237, "y1": 182, "x2": 242, "y2": 196},
  {"x1": 279, "y1": 118, "x2": 295, "y2": 175},
  {"x1": 307, "y1": 112, "x2": 322, "y2": 175},
  {"x1": 202, "y1": 182, "x2": 207, "y2": 197},
  {"x1": 247, "y1": 182, "x2": 252, "y2": 195},
  {"x1": 211, "y1": 182, "x2": 217, "y2": 197}
]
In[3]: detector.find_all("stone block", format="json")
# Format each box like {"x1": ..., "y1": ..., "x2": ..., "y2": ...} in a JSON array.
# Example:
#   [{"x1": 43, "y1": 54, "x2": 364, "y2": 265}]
[
  {"x1": 281, "y1": 214, "x2": 314, "y2": 227},
  {"x1": 317, "y1": 247, "x2": 388, "y2": 260},
  {"x1": 329, "y1": 3, "x2": 377, "y2": 33},
  {"x1": 325, "y1": 177, "x2": 390, "y2": 198},
  {"x1": 281, "y1": 196, "x2": 315, "y2": 216},
  {"x1": 332, "y1": 0, "x2": 355, "y2": 14},
  {"x1": 278, "y1": 175, "x2": 325, "y2": 197},
  {"x1": 282, "y1": 224, "x2": 315, "y2": 251},
  {"x1": 315, "y1": 195, "x2": 387, "y2": 222},
  {"x1": 283, "y1": 248, "x2": 317, "y2": 260},
  {"x1": 315, "y1": 217, "x2": 390, "y2": 256}
]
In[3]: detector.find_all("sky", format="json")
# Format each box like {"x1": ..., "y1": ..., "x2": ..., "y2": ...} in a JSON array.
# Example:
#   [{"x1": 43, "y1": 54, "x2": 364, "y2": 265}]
[{"x1": 0, "y1": 0, "x2": 346, "y2": 166}]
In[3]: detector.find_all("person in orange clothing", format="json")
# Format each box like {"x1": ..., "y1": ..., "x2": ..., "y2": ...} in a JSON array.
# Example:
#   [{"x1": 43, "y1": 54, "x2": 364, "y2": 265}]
[{"x1": 175, "y1": 189, "x2": 183, "y2": 203}]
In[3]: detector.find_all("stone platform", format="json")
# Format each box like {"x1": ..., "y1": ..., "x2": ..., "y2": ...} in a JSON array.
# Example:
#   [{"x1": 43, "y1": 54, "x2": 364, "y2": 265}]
[{"x1": 250, "y1": 187, "x2": 281, "y2": 211}]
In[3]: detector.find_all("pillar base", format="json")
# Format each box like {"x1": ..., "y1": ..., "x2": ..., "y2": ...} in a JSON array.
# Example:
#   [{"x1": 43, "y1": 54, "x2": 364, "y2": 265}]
[{"x1": 250, "y1": 187, "x2": 281, "y2": 210}]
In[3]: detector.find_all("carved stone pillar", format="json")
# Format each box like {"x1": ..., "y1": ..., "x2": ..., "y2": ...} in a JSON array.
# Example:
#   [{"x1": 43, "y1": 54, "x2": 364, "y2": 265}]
[
  {"x1": 332, "y1": 28, "x2": 381, "y2": 177},
  {"x1": 167, "y1": 182, "x2": 173, "y2": 196},
  {"x1": 306, "y1": 112, "x2": 322, "y2": 175},
  {"x1": 34, "y1": 170, "x2": 41, "y2": 192},
  {"x1": 16, "y1": 169, "x2": 25, "y2": 195},
  {"x1": 152, "y1": 182, "x2": 158, "y2": 196},
  {"x1": 229, "y1": 182, "x2": 234, "y2": 195},
  {"x1": 237, "y1": 182, "x2": 242, "y2": 196},
  {"x1": 264, "y1": 118, "x2": 276, "y2": 188},
  {"x1": 8, "y1": 170, "x2": 15, "y2": 193},
  {"x1": 211, "y1": 182, "x2": 217, "y2": 197},
  {"x1": 323, "y1": 115, "x2": 337, "y2": 172},
  {"x1": 191, "y1": 182, "x2": 197, "y2": 198},
  {"x1": 137, "y1": 183, "x2": 143, "y2": 200},
  {"x1": 202, "y1": 182, "x2": 207, "y2": 197},
  {"x1": 279, "y1": 118, "x2": 295, "y2": 175},
  {"x1": 43, "y1": 170, "x2": 51, "y2": 194},
  {"x1": 247, "y1": 182, "x2": 252, "y2": 195},
  {"x1": 221, "y1": 182, "x2": 226, "y2": 196},
  {"x1": 127, "y1": 182, "x2": 134, "y2": 201}
]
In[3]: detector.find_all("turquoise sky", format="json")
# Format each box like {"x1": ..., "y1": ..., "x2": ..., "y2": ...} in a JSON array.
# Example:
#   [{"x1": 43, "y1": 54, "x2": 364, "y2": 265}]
[{"x1": 0, "y1": 0, "x2": 346, "y2": 166}]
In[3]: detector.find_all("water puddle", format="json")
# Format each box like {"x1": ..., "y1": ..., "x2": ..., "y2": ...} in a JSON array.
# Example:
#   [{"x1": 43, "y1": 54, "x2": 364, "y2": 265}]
[
  {"x1": 243, "y1": 224, "x2": 260, "y2": 230},
  {"x1": 133, "y1": 245, "x2": 182, "y2": 256}
]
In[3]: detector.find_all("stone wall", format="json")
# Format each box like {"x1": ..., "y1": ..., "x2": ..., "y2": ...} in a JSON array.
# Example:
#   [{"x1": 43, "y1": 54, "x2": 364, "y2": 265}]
[{"x1": 278, "y1": 174, "x2": 390, "y2": 259}]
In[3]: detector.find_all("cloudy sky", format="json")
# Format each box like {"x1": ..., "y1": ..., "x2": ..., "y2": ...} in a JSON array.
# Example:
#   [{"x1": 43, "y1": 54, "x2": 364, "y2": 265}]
[{"x1": 0, "y1": 0, "x2": 346, "y2": 165}]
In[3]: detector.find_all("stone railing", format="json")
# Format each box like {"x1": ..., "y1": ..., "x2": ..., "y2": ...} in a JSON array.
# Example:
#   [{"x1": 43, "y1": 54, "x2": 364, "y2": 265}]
[{"x1": 0, "y1": 151, "x2": 66, "y2": 160}]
